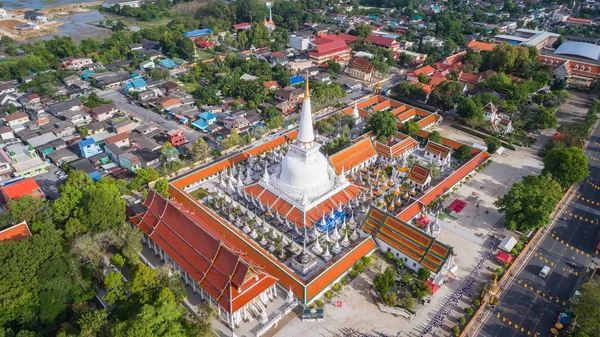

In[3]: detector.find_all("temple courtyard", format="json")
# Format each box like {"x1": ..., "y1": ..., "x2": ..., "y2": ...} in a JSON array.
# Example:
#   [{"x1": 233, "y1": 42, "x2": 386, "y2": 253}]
[{"x1": 272, "y1": 128, "x2": 545, "y2": 337}]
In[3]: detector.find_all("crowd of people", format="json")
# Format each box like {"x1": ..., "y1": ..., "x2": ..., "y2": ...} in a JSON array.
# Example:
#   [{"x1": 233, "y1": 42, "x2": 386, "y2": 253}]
[{"x1": 418, "y1": 253, "x2": 492, "y2": 337}]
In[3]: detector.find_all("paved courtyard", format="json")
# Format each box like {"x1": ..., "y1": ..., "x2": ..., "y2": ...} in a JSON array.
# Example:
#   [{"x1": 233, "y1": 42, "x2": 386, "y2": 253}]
[{"x1": 274, "y1": 125, "x2": 547, "y2": 337}]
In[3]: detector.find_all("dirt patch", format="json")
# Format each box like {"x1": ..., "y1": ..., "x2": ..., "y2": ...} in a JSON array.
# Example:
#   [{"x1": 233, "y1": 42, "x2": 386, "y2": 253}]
[{"x1": 0, "y1": 19, "x2": 27, "y2": 34}]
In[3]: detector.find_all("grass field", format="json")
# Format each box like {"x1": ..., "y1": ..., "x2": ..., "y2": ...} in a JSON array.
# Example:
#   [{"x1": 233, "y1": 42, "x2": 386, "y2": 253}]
[{"x1": 196, "y1": 50, "x2": 216, "y2": 60}]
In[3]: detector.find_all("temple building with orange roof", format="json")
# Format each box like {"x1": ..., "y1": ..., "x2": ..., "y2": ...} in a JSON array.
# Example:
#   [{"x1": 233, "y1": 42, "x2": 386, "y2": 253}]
[
  {"x1": 0, "y1": 221, "x2": 32, "y2": 243},
  {"x1": 130, "y1": 84, "x2": 494, "y2": 334}
]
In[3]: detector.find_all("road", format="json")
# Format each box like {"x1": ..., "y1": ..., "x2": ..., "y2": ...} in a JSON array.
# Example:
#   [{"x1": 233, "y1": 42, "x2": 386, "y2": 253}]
[
  {"x1": 477, "y1": 123, "x2": 600, "y2": 337},
  {"x1": 97, "y1": 89, "x2": 200, "y2": 143}
]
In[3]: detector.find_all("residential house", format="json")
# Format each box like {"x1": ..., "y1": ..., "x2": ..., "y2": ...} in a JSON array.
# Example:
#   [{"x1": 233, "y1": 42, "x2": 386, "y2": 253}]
[
  {"x1": 422, "y1": 36, "x2": 444, "y2": 48},
  {"x1": 18, "y1": 94, "x2": 41, "y2": 107},
  {"x1": 167, "y1": 129, "x2": 186, "y2": 146},
  {"x1": 0, "y1": 125, "x2": 14, "y2": 140},
  {"x1": 105, "y1": 133, "x2": 130, "y2": 148},
  {"x1": 0, "y1": 82, "x2": 16, "y2": 95},
  {"x1": 90, "y1": 103, "x2": 118, "y2": 121},
  {"x1": 4, "y1": 143, "x2": 48, "y2": 178},
  {"x1": 119, "y1": 152, "x2": 141, "y2": 172},
  {"x1": 4, "y1": 112, "x2": 29, "y2": 127},
  {"x1": 467, "y1": 40, "x2": 497, "y2": 53},
  {"x1": 47, "y1": 148, "x2": 78, "y2": 165},
  {"x1": 0, "y1": 178, "x2": 45, "y2": 203},
  {"x1": 70, "y1": 158, "x2": 102, "y2": 182},
  {"x1": 101, "y1": 0, "x2": 141, "y2": 8},
  {"x1": 314, "y1": 72, "x2": 332, "y2": 83},
  {"x1": 47, "y1": 99, "x2": 82, "y2": 116},
  {"x1": 91, "y1": 71, "x2": 132, "y2": 89},
  {"x1": 424, "y1": 141, "x2": 452, "y2": 166},
  {"x1": 61, "y1": 110, "x2": 92, "y2": 126},
  {"x1": 79, "y1": 138, "x2": 103, "y2": 158},
  {"x1": 346, "y1": 57, "x2": 375, "y2": 82},
  {"x1": 191, "y1": 111, "x2": 217, "y2": 132},
  {"x1": 136, "y1": 122, "x2": 160, "y2": 136},
  {"x1": 0, "y1": 93, "x2": 21, "y2": 108},
  {"x1": 24, "y1": 11, "x2": 48, "y2": 23},
  {"x1": 0, "y1": 151, "x2": 12, "y2": 177},
  {"x1": 139, "y1": 60, "x2": 155, "y2": 70},
  {"x1": 113, "y1": 120, "x2": 138, "y2": 134},
  {"x1": 125, "y1": 78, "x2": 148, "y2": 93},
  {"x1": 134, "y1": 148, "x2": 160, "y2": 168},
  {"x1": 160, "y1": 97, "x2": 181, "y2": 111},
  {"x1": 105, "y1": 143, "x2": 124, "y2": 164},
  {"x1": 61, "y1": 57, "x2": 93, "y2": 71},
  {"x1": 264, "y1": 81, "x2": 280, "y2": 90},
  {"x1": 274, "y1": 86, "x2": 305, "y2": 103},
  {"x1": 52, "y1": 121, "x2": 76, "y2": 138},
  {"x1": 158, "y1": 58, "x2": 177, "y2": 69},
  {"x1": 406, "y1": 65, "x2": 436, "y2": 81},
  {"x1": 63, "y1": 75, "x2": 90, "y2": 89}
]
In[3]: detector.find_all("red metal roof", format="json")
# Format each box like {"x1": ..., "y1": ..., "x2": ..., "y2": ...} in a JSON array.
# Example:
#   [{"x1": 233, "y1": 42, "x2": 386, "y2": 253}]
[
  {"x1": 0, "y1": 222, "x2": 31, "y2": 242},
  {"x1": 1, "y1": 178, "x2": 45, "y2": 202},
  {"x1": 132, "y1": 190, "x2": 278, "y2": 313},
  {"x1": 365, "y1": 34, "x2": 399, "y2": 48}
]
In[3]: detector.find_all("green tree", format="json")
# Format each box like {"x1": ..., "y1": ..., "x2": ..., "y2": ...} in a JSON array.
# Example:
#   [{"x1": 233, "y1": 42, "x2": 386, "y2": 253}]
[
  {"x1": 78, "y1": 125, "x2": 89, "y2": 138},
  {"x1": 542, "y1": 147, "x2": 589, "y2": 189},
  {"x1": 189, "y1": 138, "x2": 210, "y2": 162},
  {"x1": 326, "y1": 59, "x2": 342, "y2": 74},
  {"x1": 160, "y1": 142, "x2": 179, "y2": 162},
  {"x1": 484, "y1": 136, "x2": 501, "y2": 154},
  {"x1": 78, "y1": 310, "x2": 109, "y2": 337},
  {"x1": 154, "y1": 178, "x2": 170, "y2": 199},
  {"x1": 550, "y1": 78, "x2": 567, "y2": 91},
  {"x1": 373, "y1": 267, "x2": 396, "y2": 295},
  {"x1": 402, "y1": 120, "x2": 420, "y2": 137},
  {"x1": 368, "y1": 110, "x2": 397, "y2": 142},
  {"x1": 494, "y1": 174, "x2": 563, "y2": 232},
  {"x1": 428, "y1": 131, "x2": 442, "y2": 143},
  {"x1": 417, "y1": 267, "x2": 431, "y2": 280},
  {"x1": 453, "y1": 145, "x2": 472, "y2": 160},
  {"x1": 178, "y1": 37, "x2": 196, "y2": 61},
  {"x1": 83, "y1": 91, "x2": 112, "y2": 109},
  {"x1": 456, "y1": 97, "x2": 483, "y2": 121},
  {"x1": 533, "y1": 106, "x2": 558, "y2": 129},
  {"x1": 352, "y1": 23, "x2": 372, "y2": 38},
  {"x1": 104, "y1": 272, "x2": 126, "y2": 305},
  {"x1": 7, "y1": 194, "x2": 45, "y2": 224},
  {"x1": 75, "y1": 179, "x2": 127, "y2": 233},
  {"x1": 574, "y1": 279, "x2": 600, "y2": 337}
]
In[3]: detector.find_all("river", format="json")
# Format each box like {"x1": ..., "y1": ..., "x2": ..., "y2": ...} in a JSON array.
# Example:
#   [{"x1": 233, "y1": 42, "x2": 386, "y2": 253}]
[{"x1": 2, "y1": 0, "x2": 97, "y2": 10}]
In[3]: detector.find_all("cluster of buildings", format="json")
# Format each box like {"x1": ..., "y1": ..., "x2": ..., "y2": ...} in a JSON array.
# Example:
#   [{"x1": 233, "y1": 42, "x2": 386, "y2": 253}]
[{"x1": 131, "y1": 78, "x2": 491, "y2": 334}]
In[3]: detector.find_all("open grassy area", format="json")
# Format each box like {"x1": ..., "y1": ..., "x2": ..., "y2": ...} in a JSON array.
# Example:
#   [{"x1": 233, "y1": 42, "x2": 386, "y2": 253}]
[
  {"x1": 196, "y1": 50, "x2": 216, "y2": 60},
  {"x1": 90, "y1": 12, "x2": 171, "y2": 30}
]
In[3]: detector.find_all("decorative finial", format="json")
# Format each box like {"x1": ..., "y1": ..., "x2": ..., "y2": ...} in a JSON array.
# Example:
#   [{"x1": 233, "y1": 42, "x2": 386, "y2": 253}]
[{"x1": 304, "y1": 71, "x2": 310, "y2": 99}]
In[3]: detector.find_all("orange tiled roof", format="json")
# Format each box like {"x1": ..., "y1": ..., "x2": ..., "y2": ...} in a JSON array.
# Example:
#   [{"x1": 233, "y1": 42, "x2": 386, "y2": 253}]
[
  {"x1": 133, "y1": 190, "x2": 280, "y2": 313},
  {"x1": 458, "y1": 72, "x2": 480, "y2": 85},
  {"x1": 407, "y1": 164, "x2": 431, "y2": 185},
  {"x1": 373, "y1": 133, "x2": 419, "y2": 158},
  {"x1": 0, "y1": 222, "x2": 31, "y2": 242},
  {"x1": 361, "y1": 207, "x2": 452, "y2": 273},
  {"x1": 425, "y1": 140, "x2": 451, "y2": 158},
  {"x1": 467, "y1": 40, "x2": 497, "y2": 52},
  {"x1": 417, "y1": 114, "x2": 440, "y2": 128},
  {"x1": 1, "y1": 178, "x2": 45, "y2": 202},
  {"x1": 408, "y1": 65, "x2": 435, "y2": 77},
  {"x1": 329, "y1": 137, "x2": 377, "y2": 174}
]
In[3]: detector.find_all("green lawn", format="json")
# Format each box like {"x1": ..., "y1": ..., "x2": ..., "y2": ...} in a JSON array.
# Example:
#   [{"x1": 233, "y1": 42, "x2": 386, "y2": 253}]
[{"x1": 196, "y1": 50, "x2": 217, "y2": 61}]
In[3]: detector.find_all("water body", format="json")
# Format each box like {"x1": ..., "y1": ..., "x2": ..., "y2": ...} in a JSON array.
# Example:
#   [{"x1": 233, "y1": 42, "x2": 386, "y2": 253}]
[
  {"x1": 31, "y1": 10, "x2": 111, "y2": 42},
  {"x1": 2, "y1": 0, "x2": 97, "y2": 10}
]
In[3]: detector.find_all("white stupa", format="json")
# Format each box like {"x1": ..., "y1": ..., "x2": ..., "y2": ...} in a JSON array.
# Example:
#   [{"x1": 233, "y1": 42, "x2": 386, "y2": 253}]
[
  {"x1": 255, "y1": 75, "x2": 351, "y2": 217},
  {"x1": 351, "y1": 101, "x2": 362, "y2": 122}
]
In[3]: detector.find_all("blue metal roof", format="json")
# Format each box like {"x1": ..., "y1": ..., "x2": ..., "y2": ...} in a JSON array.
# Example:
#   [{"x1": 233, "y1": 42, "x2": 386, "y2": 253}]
[
  {"x1": 192, "y1": 119, "x2": 209, "y2": 130},
  {"x1": 126, "y1": 78, "x2": 147, "y2": 89},
  {"x1": 290, "y1": 75, "x2": 305, "y2": 85},
  {"x1": 198, "y1": 111, "x2": 216, "y2": 120},
  {"x1": 159, "y1": 58, "x2": 177, "y2": 69},
  {"x1": 79, "y1": 138, "x2": 96, "y2": 147},
  {"x1": 554, "y1": 41, "x2": 600, "y2": 61},
  {"x1": 182, "y1": 29, "x2": 213, "y2": 37}
]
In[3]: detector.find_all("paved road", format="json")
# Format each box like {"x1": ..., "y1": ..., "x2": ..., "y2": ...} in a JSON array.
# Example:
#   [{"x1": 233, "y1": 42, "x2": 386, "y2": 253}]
[
  {"x1": 478, "y1": 123, "x2": 600, "y2": 337},
  {"x1": 97, "y1": 89, "x2": 200, "y2": 143}
]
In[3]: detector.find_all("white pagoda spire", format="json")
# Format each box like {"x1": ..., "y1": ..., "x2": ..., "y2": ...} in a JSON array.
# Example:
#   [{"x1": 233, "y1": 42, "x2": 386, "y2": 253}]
[
  {"x1": 352, "y1": 101, "x2": 360, "y2": 120},
  {"x1": 296, "y1": 73, "x2": 314, "y2": 147}
]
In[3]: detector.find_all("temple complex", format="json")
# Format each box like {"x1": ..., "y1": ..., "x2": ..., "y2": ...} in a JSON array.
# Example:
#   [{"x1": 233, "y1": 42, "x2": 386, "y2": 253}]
[{"x1": 130, "y1": 84, "x2": 491, "y2": 334}]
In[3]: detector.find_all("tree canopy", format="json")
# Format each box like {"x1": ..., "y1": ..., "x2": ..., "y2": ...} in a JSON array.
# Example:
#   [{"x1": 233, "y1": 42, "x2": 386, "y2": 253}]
[
  {"x1": 574, "y1": 279, "x2": 600, "y2": 337},
  {"x1": 368, "y1": 110, "x2": 397, "y2": 142},
  {"x1": 542, "y1": 147, "x2": 589, "y2": 189},
  {"x1": 494, "y1": 174, "x2": 563, "y2": 232}
]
